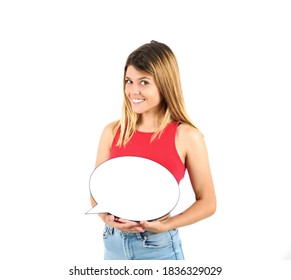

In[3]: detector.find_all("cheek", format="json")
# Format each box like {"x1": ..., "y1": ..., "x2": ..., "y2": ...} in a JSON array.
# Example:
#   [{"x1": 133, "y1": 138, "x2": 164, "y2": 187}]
[
  {"x1": 124, "y1": 87, "x2": 130, "y2": 98},
  {"x1": 154, "y1": 93, "x2": 163, "y2": 104},
  {"x1": 147, "y1": 88, "x2": 161, "y2": 103}
]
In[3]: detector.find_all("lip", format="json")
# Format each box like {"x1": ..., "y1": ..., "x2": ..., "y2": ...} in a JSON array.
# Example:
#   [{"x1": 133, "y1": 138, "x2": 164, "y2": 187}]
[{"x1": 130, "y1": 98, "x2": 146, "y2": 104}]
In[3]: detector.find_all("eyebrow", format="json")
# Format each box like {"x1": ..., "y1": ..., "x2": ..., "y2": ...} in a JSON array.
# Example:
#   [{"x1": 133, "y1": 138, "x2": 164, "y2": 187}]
[{"x1": 125, "y1": 76, "x2": 152, "y2": 80}]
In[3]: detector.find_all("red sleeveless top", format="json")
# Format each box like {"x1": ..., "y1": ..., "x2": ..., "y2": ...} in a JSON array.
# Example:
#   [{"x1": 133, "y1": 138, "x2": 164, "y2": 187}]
[{"x1": 110, "y1": 122, "x2": 186, "y2": 183}]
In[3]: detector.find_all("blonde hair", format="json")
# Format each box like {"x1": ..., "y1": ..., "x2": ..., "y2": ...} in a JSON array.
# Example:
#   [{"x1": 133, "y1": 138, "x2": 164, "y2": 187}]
[{"x1": 115, "y1": 40, "x2": 196, "y2": 146}]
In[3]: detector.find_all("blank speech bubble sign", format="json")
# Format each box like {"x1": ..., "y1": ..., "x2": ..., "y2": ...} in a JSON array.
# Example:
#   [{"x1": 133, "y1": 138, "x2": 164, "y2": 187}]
[{"x1": 86, "y1": 156, "x2": 179, "y2": 221}]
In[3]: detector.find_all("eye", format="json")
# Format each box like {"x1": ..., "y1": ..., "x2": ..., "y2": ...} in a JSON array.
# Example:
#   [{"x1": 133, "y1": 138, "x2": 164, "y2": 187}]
[
  {"x1": 140, "y1": 80, "x2": 149, "y2": 86},
  {"x1": 125, "y1": 79, "x2": 132, "y2": 84}
]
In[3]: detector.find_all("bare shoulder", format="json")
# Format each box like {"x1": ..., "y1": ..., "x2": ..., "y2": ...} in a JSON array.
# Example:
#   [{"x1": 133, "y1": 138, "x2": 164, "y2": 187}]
[
  {"x1": 177, "y1": 123, "x2": 204, "y2": 144},
  {"x1": 99, "y1": 120, "x2": 120, "y2": 149},
  {"x1": 95, "y1": 120, "x2": 119, "y2": 167},
  {"x1": 176, "y1": 123, "x2": 205, "y2": 162},
  {"x1": 102, "y1": 120, "x2": 119, "y2": 138}
]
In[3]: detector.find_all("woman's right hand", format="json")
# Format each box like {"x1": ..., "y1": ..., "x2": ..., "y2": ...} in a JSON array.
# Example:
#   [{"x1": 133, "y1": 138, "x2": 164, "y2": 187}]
[{"x1": 98, "y1": 213, "x2": 145, "y2": 233}]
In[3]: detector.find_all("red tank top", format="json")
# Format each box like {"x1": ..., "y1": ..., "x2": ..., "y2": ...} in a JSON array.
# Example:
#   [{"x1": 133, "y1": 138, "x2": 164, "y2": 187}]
[{"x1": 110, "y1": 122, "x2": 186, "y2": 183}]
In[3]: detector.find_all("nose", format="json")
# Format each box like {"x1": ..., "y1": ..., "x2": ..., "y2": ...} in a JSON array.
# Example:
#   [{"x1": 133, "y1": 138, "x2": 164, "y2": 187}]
[{"x1": 129, "y1": 85, "x2": 141, "y2": 95}]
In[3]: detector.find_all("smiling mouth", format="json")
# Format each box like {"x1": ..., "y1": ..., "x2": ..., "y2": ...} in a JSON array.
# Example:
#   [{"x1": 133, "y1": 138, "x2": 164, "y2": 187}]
[{"x1": 131, "y1": 98, "x2": 145, "y2": 104}]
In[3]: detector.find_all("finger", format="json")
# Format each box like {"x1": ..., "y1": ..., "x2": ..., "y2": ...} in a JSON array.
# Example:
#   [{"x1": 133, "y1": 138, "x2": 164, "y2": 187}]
[
  {"x1": 117, "y1": 222, "x2": 145, "y2": 232},
  {"x1": 107, "y1": 214, "x2": 115, "y2": 223},
  {"x1": 126, "y1": 226, "x2": 145, "y2": 233},
  {"x1": 117, "y1": 218, "x2": 140, "y2": 226},
  {"x1": 132, "y1": 227, "x2": 145, "y2": 233},
  {"x1": 139, "y1": 220, "x2": 148, "y2": 227}
]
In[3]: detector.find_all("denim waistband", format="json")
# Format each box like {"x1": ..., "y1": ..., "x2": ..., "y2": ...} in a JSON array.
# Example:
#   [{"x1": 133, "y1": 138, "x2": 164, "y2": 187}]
[{"x1": 104, "y1": 225, "x2": 178, "y2": 239}]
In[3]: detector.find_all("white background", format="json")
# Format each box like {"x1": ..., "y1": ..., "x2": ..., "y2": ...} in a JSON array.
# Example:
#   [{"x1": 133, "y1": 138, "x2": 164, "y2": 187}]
[{"x1": 1, "y1": 0, "x2": 291, "y2": 279}]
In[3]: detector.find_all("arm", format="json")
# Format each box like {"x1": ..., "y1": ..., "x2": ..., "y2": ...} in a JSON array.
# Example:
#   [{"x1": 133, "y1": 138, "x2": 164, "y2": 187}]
[
  {"x1": 140, "y1": 125, "x2": 216, "y2": 232},
  {"x1": 90, "y1": 121, "x2": 116, "y2": 207}
]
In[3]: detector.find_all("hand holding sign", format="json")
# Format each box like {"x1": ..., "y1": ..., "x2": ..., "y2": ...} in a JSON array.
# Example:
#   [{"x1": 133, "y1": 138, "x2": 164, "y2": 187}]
[{"x1": 87, "y1": 156, "x2": 180, "y2": 221}]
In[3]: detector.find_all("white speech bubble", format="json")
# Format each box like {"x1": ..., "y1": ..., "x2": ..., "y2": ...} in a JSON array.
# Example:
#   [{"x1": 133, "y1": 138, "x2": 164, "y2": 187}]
[{"x1": 86, "y1": 156, "x2": 180, "y2": 221}]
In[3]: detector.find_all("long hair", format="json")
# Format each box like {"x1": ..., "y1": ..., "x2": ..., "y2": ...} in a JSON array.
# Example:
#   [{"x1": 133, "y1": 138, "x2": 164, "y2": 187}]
[{"x1": 115, "y1": 40, "x2": 196, "y2": 146}]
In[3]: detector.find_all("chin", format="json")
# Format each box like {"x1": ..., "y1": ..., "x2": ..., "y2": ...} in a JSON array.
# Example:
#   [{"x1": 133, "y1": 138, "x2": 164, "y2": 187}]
[
  {"x1": 131, "y1": 108, "x2": 144, "y2": 114},
  {"x1": 133, "y1": 111, "x2": 144, "y2": 115}
]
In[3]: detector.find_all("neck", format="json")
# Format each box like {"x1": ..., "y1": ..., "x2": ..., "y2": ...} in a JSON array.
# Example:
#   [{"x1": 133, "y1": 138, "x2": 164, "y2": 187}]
[{"x1": 137, "y1": 117, "x2": 159, "y2": 132}]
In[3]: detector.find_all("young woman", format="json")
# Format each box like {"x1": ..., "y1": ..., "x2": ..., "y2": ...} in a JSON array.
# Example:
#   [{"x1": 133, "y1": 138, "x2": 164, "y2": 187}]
[{"x1": 90, "y1": 40, "x2": 216, "y2": 260}]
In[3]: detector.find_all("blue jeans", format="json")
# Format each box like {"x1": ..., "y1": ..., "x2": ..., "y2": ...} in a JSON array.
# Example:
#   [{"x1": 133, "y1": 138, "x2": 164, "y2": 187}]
[{"x1": 102, "y1": 225, "x2": 184, "y2": 260}]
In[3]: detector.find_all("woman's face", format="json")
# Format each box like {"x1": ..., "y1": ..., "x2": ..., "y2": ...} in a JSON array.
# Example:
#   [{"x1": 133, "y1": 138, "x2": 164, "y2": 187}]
[{"x1": 125, "y1": 65, "x2": 162, "y2": 116}]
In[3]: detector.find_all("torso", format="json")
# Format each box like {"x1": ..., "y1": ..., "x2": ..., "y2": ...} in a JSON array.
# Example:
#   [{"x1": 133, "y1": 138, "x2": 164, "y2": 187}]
[{"x1": 110, "y1": 122, "x2": 186, "y2": 184}]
